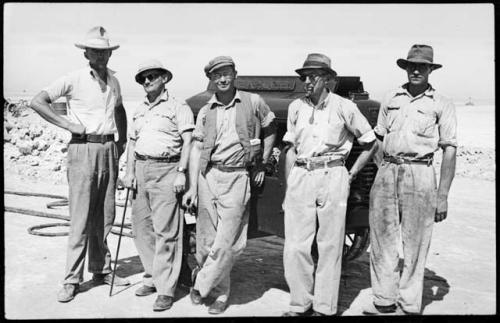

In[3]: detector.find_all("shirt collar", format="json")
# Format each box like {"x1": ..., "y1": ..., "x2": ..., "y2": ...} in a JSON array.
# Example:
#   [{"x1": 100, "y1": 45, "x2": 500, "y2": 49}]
[
  {"x1": 303, "y1": 89, "x2": 331, "y2": 110},
  {"x1": 208, "y1": 89, "x2": 241, "y2": 109},
  {"x1": 395, "y1": 83, "x2": 435, "y2": 99},
  {"x1": 143, "y1": 88, "x2": 169, "y2": 107}
]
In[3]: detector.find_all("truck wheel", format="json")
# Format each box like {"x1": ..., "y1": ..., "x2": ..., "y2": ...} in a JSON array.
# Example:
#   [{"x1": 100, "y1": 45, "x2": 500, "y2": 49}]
[{"x1": 343, "y1": 228, "x2": 370, "y2": 261}]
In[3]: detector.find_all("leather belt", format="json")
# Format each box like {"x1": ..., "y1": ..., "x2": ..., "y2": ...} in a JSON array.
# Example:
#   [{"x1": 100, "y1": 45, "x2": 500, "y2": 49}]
[
  {"x1": 383, "y1": 154, "x2": 433, "y2": 166},
  {"x1": 135, "y1": 153, "x2": 180, "y2": 163},
  {"x1": 71, "y1": 134, "x2": 115, "y2": 143},
  {"x1": 295, "y1": 158, "x2": 345, "y2": 171},
  {"x1": 208, "y1": 163, "x2": 248, "y2": 172}
]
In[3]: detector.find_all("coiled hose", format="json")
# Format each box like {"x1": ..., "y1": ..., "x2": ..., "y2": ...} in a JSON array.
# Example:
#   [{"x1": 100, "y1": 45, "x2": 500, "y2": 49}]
[{"x1": 4, "y1": 190, "x2": 133, "y2": 237}]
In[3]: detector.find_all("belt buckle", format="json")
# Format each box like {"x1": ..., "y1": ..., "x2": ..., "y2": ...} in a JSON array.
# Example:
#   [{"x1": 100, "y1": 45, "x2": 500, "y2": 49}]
[
  {"x1": 100, "y1": 136, "x2": 106, "y2": 144},
  {"x1": 74, "y1": 133, "x2": 86, "y2": 140},
  {"x1": 395, "y1": 157, "x2": 405, "y2": 165}
]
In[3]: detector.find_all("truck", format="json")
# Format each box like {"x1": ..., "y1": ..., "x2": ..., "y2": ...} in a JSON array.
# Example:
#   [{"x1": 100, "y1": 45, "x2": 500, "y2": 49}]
[{"x1": 186, "y1": 75, "x2": 380, "y2": 261}]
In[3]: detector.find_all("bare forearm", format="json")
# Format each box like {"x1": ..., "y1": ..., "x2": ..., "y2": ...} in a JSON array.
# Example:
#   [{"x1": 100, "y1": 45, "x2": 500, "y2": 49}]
[
  {"x1": 261, "y1": 131, "x2": 276, "y2": 164},
  {"x1": 115, "y1": 103, "x2": 127, "y2": 143},
  {"x1": 284, "y1": 144, "x2": 296, "y2": 180},
  {"x1": 30, "y1": 91, "x2": 72, "y2": 131},
  {"x1": 125, "y1": 139, "x2": 136, "y2": 176},
  {"x1": 437, "y1": 145, "x2": 457, "y2": 197},
  {"x1": 179, "y1": 132, "x2": 193, "y2": 170},
  {"x1": 188, "y1": 141, "x2": 202, "y2": 193},
  {"x1": 349, "y1": 140, "x2": 377, "y2": 176}
]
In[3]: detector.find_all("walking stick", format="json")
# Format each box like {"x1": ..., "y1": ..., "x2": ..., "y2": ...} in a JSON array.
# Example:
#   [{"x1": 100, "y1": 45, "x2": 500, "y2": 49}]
[{"x1": 109, "y1": 187, "x2": 131, "y2": 296}]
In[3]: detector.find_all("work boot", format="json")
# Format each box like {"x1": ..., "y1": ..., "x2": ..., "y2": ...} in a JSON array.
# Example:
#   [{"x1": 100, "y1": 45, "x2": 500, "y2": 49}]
[
  {"x1": 153, "y1": 295, "x2": 174, "y2": 311},
  {"x1": 190, "y1": 288, "x2": 202, "y2": 305},
  {"x1": 135, "y1": 285, "x2": 157, "y2": 297},
  {"x1": 57, "y1": 283, "x2": 79, "y2": 303},
  {"x1": 92, "y1": 272, "x2": 130, "y2": 286},
  {"x1": 362, "y1": 302, "x2": 397, "y2": 315},
  {"x1": 208, "y1": 300, "x2": 227, "y2": 315},
  {"x1": 282, "y1": 308, "x2": 314, "y2": 316}
]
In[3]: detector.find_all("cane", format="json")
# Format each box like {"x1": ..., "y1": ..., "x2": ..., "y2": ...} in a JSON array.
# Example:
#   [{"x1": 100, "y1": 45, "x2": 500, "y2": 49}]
[{"x1": 109, "y1": 187, "x2": 131, "y2": 296}]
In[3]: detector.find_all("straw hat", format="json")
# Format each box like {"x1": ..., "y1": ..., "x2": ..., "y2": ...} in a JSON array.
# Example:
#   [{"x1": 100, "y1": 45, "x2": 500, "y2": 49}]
[{"x1": 75, "y1": 26, "x2": 119, "y2": 50}]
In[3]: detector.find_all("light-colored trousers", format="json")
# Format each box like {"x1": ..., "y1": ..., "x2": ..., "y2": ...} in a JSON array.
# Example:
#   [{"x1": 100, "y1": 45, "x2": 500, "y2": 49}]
[
  {"x1": 283, "y1": 165, "x2": 350, "y2": 315},
  {"x1": 369, "y1": 161, "x2": 437, "y2": 313},
  {"x1": 64, "y1": 141, "x2": 117, "y2": 284},
  {"x1": 131, "y1": 160, "x2": 183, "y2": 296},
  {"x1": 194, "y1": 168, "x2": 251, "y2": 302}
]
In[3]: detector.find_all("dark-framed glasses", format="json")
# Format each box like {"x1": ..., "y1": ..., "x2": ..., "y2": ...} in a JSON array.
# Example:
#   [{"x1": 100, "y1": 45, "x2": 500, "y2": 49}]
[
  {"x1": 299, "y1": 72, "x2": 326, "y2": 83},
  {"x1": 211, "y1": 71, "x2": 234, "y2": 80},
  {"x1": 140, "y1": 72, "x2": 162, "y2": 84}
]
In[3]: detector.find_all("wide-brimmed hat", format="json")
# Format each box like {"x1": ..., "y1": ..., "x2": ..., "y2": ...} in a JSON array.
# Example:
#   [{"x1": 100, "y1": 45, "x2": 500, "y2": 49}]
[
  {"x1": 135, "y1": 59, "x2": 173, "y2": 84},
  {"x1": 295, "y1": 53, "x2": 337, "y2": 78},
  {"x1": 75, "y1": 26, "x2": 120, "y2": 50},
  {"x1": 397, "y1": 44, "x2": 442, "y2": 70},
  {"x1": 204, "y1": 56, "x2": 235, "y2": 77}
]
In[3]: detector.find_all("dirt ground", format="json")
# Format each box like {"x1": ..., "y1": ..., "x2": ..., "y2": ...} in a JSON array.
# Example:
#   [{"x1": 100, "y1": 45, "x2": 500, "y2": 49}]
[{"x1": 3, "y1": 170, "x2": 496, "y2": 318}]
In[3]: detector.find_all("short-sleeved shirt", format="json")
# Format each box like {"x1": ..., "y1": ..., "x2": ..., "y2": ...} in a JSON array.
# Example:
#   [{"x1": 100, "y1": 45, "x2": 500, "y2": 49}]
[
  {"x1": 283, "y1": 91, "x2": 375, "y2": 161},
  {"x1": 130, "y1": 90, "x2": 195, "y2": 158},
  {"x1": 192, "y1": 90, "x2": 275, "y2": 167},
  {"x1": 43, "y1": 65, "x2": 122, "y2": 135},
  {"x1": 374, "y1": 83, "x2": 457, "y2": 158}
]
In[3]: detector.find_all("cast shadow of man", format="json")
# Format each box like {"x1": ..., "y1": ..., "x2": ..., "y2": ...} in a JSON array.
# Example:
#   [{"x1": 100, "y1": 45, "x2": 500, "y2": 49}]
[{"x1": 337, "y1": 254, "x2": 450, "y2": 314}]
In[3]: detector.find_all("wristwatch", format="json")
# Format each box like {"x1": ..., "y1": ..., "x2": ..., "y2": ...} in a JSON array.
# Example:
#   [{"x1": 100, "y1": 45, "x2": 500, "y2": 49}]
[{"x1": 176, "y1": 166, "x2": 187, "y2": 173}]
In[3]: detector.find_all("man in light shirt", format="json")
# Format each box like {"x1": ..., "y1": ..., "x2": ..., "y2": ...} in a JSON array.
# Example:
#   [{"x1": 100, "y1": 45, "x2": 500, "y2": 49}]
[
  {"x1": 120, "y1": 59, "x2": 194, "y2": 311},
  {"x1": 30, "y1": 26, "x2": 129, "y2": 303},
  {"x1": 282, "y1": 53, "x2": 377, "y2": 316},
  {"x1": 364, "y1": 44, "x2": 457, "y2": 315},
  {"x1": 182, "y1": 56, "x2": 276, "y2": 314}
]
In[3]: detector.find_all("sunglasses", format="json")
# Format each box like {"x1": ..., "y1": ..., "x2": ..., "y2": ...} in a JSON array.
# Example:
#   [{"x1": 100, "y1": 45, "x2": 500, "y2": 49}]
[
  {"x1": 139, "y1": 73, "x2": 163, "y2": 84},
  {"x1": 299, "y1": 73, "x2": 327, "y2": 83}
]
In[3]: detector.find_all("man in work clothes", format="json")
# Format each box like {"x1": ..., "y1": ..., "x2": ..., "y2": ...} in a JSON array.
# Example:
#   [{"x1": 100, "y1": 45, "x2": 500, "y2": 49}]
[
  {"x1": 30, "y1": 26, "x2": 130, "y2": 303},
  {"x1": 182, "y1": 56, "x2": 276, "y2": 314},
  {"x1": 120, "y1": 59, "x2": 195, "y2": 311},
  {"x1": 364, "y1": 44, "x2": 457, "y2": 315},
  {"x1": 282, "y1": 53, "x2": 377, "y2": 316}
]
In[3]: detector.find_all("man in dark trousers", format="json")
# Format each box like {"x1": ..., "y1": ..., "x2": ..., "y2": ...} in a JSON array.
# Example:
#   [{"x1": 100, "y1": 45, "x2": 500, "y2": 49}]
[
  {"x1": 364, "y1": 44, "x2": 457, "y2": 315},
  {"x1": 182, "y1": 56, "x2": 276, "y2": 314},
  {"x1": 30, "y1": 26, "x2": 129, "y2": 303}
]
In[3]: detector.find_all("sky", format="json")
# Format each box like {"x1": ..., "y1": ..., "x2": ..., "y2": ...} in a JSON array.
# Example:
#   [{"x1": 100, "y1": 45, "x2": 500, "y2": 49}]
[{"x1": 3, "y1": 3, "x2": 495, "y2": 104}]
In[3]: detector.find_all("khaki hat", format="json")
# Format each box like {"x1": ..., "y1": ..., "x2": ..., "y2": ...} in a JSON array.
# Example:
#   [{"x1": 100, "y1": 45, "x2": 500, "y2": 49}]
[
  {"x1": 135, "y1": 59, "x2": 173, "y2": 84},
  {"x1": 204, "y1": 56, "x2": 235, "y2": 77},
  {"x1": 397, "y1": 44, "x2": 442, "y2": 70},
  {"x1": 75, "y1": 26, "x2": 119, "y2": 50},
  {"x1": 295, "y1": 53, "x2": 337, "y2": 78}
]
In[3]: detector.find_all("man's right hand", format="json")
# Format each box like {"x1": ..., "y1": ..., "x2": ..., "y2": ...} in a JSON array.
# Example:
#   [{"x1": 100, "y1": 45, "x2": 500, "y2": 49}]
[
  {"x1": 119, "y1": 174, "x2": 136, "y2": 190},
  {"x1": 68, "y1": 123, "x2": 86, "y2": 135},
  {"x1": 182, "y1": 188, "x2": 198, "y2": 210}
]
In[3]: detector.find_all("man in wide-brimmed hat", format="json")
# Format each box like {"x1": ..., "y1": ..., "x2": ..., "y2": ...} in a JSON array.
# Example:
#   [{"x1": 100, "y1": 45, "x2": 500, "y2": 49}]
[
  {"x1": 182, "y1": 55, "x2": 276, "y2": 314},
  {"x1": 281, "y1": 53, "x2": 377, "y2": 316},
  {"x1": 30, "y1": 26, "x2": 129, "y2": 303},
  {"x1": 120, "y1": 59, "x2": 195, "y2": 311},
  {"x1": 364, "y1": 44, "x2": 457, "y2": 315}
]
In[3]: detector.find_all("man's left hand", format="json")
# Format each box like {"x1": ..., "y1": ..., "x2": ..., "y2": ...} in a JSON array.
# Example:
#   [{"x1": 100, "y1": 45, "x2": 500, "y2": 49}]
[
  {"x1": 435, "y1": 194, "x2": 448, "y2": 222},
  {"x1": 173, "y1": 172, "x2": 186, "y2": 194}
]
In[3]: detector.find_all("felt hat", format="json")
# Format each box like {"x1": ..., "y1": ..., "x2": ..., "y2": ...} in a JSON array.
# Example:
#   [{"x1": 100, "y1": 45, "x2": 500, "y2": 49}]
[
  {"x1": 295, "y1": 53, "x2": 337, "y2": 78},
  {"x1": 75, "y1": 26, "x2": 120, "y2": 50},
  {"x1": 396, "y1": 44, "x2": 442, "y2": 70}
]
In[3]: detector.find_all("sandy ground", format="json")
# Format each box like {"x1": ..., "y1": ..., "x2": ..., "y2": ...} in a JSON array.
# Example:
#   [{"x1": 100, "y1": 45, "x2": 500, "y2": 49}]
[{"x1": 3, "y1": 172, "x2": 496, "y2": 318}]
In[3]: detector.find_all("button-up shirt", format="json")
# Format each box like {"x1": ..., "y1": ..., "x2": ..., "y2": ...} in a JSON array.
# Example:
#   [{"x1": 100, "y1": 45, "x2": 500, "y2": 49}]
[
  {"x1": 192, "y1": 90, "x2": 275, "y2": 166},
  {"x1": 43, "y1": 65, "x2": 122, "y2": 135},
  {"x1": 283, "y1": 91, "x2": 375, "y2": 161},
  {"x1": 130, "y1": 90, "x2": 195, "y2": 158},
  {"x1": 374, "y1": 83, "x2": 457, "y2": 158}
]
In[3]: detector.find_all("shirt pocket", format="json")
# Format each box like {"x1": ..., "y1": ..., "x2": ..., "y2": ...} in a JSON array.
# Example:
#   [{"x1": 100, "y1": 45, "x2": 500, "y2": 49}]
[
  {"x1": 324, "y1": 121, "x2": 345, "y2": 147},
  {"x1": 386, "y1": 106, "x2": 401, "y2": 131},
  {"x1": 152, "y1": 110, "x2": 176, "y2": 133},
  {"x1": 412, "y1": 109, "x2": 437, "y2": 137}
]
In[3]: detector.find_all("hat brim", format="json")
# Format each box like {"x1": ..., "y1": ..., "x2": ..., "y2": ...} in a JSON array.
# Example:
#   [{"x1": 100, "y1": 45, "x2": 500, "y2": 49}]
[
  {"x1": 397, "y1": 58, "x2": 442, "y2": 70},
  {"x1": 295, "y1": 66, "x2": 337, "y2": 78},
  {"x1": 135, "y1": 68, "x2": 173, "y2": 84},
  {"x1": 75, "y1": 43, "x2": 120, "y2": 51}
]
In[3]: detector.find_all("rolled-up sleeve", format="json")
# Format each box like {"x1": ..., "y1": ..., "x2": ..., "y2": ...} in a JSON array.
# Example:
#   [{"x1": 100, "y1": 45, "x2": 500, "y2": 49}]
[
  {"x1": 192, "y1": 106, "x2": 208, "y2": 142},
  {"x1": 42, "y1": 74, "x2": 72, "y2": 103},
  {"x1": 251, "y1": 94, "x2": 275, "y2": 128},
  {"x1": 176, "y1": 101, "x2": 195, "y2": 133},
  {"x1": 282, "y1": 101, "x2": 298, "y2": 145},
  {"x1": 343, "y1": 101, "x2": 375, "y2": 144},
  {"x1": 373, "y1": 95, "x2": 390, "y2": 138},
  {"x1": 437, "y1": 98, "x2": 458, "y2": 147}
]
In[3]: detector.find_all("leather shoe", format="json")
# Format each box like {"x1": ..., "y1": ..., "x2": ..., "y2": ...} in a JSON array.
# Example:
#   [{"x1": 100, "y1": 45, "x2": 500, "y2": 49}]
[
  {"x1": 135, "y1": 285, "x2": 157, "y2": 297},
  {"x1": 190, "y1": 288, "x2": 202, "y2": 305},
  {"x1": 208, "y1": 300, "x2": 227, "y2": 315},
  {"x1": 282, "y1": 308, "x2": 313, "y2": 316},
  {"x1": 93, "y1": 273, "x2": 130, "y2": 286},
  {"x1": 57, "y1": 283, "x2": 79, "y2": 303},
  {"x1": 153, "y1": 295, "x2": 174, "y2": 311},
  {"x1": 362, "y1": 302, "x2": 397, "y2": 315}
]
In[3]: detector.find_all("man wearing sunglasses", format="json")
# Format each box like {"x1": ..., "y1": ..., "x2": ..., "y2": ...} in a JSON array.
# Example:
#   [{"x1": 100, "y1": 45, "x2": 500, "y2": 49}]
[
  {"x1": 120, "y1": 59, "x2": 194, "y2": 311},
  {"x1": 364, "y1": 45, "x2": 457, "y2": 315},
  {"x1": 282, "y1": 53, "x2": 377, "y2": 316},
  {"x1": 182, "y1": 56, "x2": 276, "y2": 314},
  {"x1": 30, "y1": 26, "x2": 129, "y2": 303}
]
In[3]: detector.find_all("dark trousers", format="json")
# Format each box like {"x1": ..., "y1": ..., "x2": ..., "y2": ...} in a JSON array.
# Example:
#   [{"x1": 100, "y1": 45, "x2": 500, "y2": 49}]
[{"x1": 63, "y1": 141, "x2": 118, "y2": 284}]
